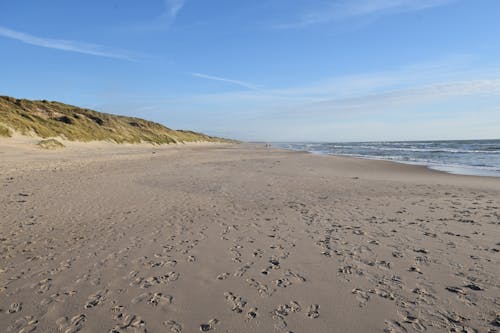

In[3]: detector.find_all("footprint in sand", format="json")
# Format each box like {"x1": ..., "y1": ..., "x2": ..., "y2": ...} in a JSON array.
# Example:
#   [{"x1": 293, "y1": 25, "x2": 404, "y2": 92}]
[
  {"x1": 352, "y1": 288, "x2": 370, "y2": 307},
  {"x1": 131, "y1": 291, "x2": 173, "y2": 306},
  {"x1": 8, "y1": 302, "x2": 22, "y2": 313},
  {"x1": 371, "y1": 288, "x2": 396, "y2": 301},
  {"x1": 408, "y1": 266, "x2": 423, "y2": 274},
  {"x1": 392, "y1": 251, "x2": 404, "y2": 258},
  {"x1": 148, "y1": 292, "x2": 173, "y2": 306},
  {"x1": 445, "y1": 286, "x2": 466, "y2": 295},
  {"x1": 306, "y1": 304, "x2": 320, "y2": 319},
  {"x1": 398, "y1": 311, "x2": 426, "y2": 332},
  {"x1": 111, "y1": 305, "x2": 125, "y2": 314},
  {"x1": 274, "y1": 301, "x2": 302, "y2": 317},
  {"x1": 285, "y1": 270, "x2": 306, "y2": 282},
  {"x1": 84, "y1": 290, "x2": 106, "y2": 309},
  {"x1": 464, "y1": 283, "x2": 484, "y2": 291},
  {"x1": 246, "y1": 278, "x2": 274, "y2": 297},
  {"x1": 31, "y1": 278, "x2": 52, "y2": 294},
  {"x1": 111, "y1": 313, "x2": 147, "y2": 333},
  {"x1": 199, "y1": 318, "x2": 219, "y2": 331},
  {"x1": 234, "y1": 263, "x2": 252, "y2": 277},
  {"x1": 131, "y1": 292, "x2": 151, "y2": 304},
  {"x1": 164, "y1": 320, "x2": 183, "y2": 332},
  {"x1": 290, "y1": 301, "x2": 302, "y2": 313},
  {"x1": 274, "y1": 278, "x2": 292, "y2": 288},
  {"x1": 252, "y1": 249, "x2": 264, "y2": 258},
  {"x1": 140, "y1": 272, "x2": 179, "y2": 288},
  {"x1": 274, "y1": 304, "x2": 292, "y2": 317},
  {"x1": 224, "y1": 291, "x2": 247, "y2": 313},
  {"x1": 127, "y1": 270, "x2": 139, "y2": 280},
  {"x1": 246, "y1": 307, "x2": 258, "y2": 319},
  {"x1": 338, "y1": 265, "x2": 354, "y2": 278},
  {"x1": 64, "y1": 289, "x2": 77, "y2": 296},
  {"x1": 384, "y1": 320, "x2": 408, "y2": 333},
  {"x1": 269, "y1": 258, "x2": 281, "y2": 269},
  {"x1": 412, "y1": 287, "x2": 436, "y2": 303},
  {"x1": 491, "y1": 313, "x2": 500, "y2": 327},
  {"x1": 7, "y1": 316, "x2": 38, "y2": 333},
  {"x1": 17, "y1": 323, "x2": 38, "y2": 333},
  {"x1": 272, "y1": 315, "x2": 287, "y2": 330},
  {"x1": 140, "y1": 277, "x2": 156, "y2": 289},
  {"x1": 56, "y1": 314, "x2": 86, "y2": 333},
  {"x1": 439, "y1": 311, "x2": 467, "y2": 326},
  {"x1": 40, "y1": 292, "x2": 62, "y2": 306},
  {"x1": 160, "y1": 271, "x2": 180, "y2": 283}
]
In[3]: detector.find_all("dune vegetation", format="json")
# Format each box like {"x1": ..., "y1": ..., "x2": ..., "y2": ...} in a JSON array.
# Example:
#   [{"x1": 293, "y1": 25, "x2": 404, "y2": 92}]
[
  {"x1": 0, "y1": 123, "x2": 12, "y2": 137},
  {"x1": 0, "y1": 96, "x2": 231, "y2": 144},
  {"x1": 37, "y1": 138, "x2": 65, "y2": 150}
]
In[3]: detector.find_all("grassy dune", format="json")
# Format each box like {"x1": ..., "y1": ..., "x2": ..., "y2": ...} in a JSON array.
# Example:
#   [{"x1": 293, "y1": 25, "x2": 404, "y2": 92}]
[
  {"x1": 37, "y1": 138, "x2": 65, "y2": 149},
  {"x1": 0, "y1": 96, "x2": 231, "y2": 144},
  {"x1": 0, "y1": 123, "x2": 12, "y2": 137}
]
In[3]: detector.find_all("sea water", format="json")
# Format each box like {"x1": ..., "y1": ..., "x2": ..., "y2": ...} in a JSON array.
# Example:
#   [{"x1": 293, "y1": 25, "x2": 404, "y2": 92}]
[{"x1": 273, "y1": 140, "x2": 500, "y2": 177}]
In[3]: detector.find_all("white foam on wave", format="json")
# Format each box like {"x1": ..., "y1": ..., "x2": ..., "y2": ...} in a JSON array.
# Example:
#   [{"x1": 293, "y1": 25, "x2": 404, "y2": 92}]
[{"x1": 273, "y1": 140, "x2": 500, "y2": 177}]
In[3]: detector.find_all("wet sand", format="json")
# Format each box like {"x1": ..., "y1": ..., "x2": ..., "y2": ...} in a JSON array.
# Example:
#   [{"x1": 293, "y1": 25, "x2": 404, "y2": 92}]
[{"x1": 0, "y1": 139, "x2": 499, "y2": 332}]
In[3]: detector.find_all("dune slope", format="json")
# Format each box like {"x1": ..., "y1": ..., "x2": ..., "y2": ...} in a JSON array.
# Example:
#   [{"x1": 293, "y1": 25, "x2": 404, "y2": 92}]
[{"x1": 0, "y1": 96, "x2": 229, "y2": 144}]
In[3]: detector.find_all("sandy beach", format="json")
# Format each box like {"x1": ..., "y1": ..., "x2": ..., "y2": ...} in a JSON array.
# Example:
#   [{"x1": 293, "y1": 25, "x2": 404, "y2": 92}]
[{"x1": 0, "y1": 140, "x2": 499, "y2": 333}]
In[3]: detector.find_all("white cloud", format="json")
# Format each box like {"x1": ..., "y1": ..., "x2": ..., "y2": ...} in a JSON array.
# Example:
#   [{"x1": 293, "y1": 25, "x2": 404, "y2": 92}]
[
  {"x1": 165, "y1": 0, "x2": 186, "y2": 19},
  {"x1": 182, "y1": 56, "x2": 500, "y2": 114},
  {"x1": 132, "y1": 0, "x2": 187, "y2": 31},
  {"x1": 338, "y1": 0, "x2": 454, "y2": 17},
  {"x1": 179, "y1": 77, "x2": 500, "y2": 120},
  {"x1": 292, "y1": 79, "x2": 500, "y2": 116},
  {"x1": 276, "y1": 0, "x2": 456, "y2": 29},
  {"x1": 158, "y1": 57, "x2": 500, "y2": 141},
  {"x1": 190, "y1": 72, "x2": 259, "y2": 90},
  {"x1": 0, "y1": 26, "x2": 136, "y2": 61}
]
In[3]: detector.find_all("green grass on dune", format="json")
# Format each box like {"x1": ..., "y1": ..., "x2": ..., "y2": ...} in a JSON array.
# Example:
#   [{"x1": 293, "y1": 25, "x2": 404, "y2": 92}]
[
  {"x1": 0, "y1": 96, "x2": 233, "y2": 144},
  {"x1": 0, "y1": 123, "x2": 12, "y2": 137},
  {"x1": 37, "y1": 138, "x2": 65, "y2": 149}
]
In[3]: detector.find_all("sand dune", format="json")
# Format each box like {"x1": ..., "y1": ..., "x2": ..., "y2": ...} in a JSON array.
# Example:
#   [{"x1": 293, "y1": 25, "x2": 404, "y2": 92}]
[{"x1": 0, "y1": 142, "x2": 499, "y2": 332}]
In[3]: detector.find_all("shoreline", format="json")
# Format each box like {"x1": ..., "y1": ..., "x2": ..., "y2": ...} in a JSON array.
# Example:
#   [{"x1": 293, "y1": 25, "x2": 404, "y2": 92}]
[
  {"x1": 1, "y1": 138, "x2": 499, "y2": 187},
  {"x1": 2, "y1": 134, "x2": 497, "y2": 179},
  {"x1": 1, "y1": 138, "x2": 498, "y2": 182},
  {"x1": 272, "y1": 144, "x2": 500, "y2": 178},
  {"x1": 271, "y1": 145, "x2": 500, "y2": 181}
]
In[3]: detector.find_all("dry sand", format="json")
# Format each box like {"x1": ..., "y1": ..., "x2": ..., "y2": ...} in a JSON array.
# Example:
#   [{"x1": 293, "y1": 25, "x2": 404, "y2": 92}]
[{"x1": 0, "y1": 138, "x2": 499, "y2": 333}]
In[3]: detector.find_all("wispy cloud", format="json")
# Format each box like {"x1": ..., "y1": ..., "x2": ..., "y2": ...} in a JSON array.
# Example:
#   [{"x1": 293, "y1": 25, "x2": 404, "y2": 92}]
[
  {"x1": 180, "y1": 77, "x2": 500, "y2": 141},
  {"x1": 0, "y1": 26, "x2": 136, "y2": 61},
  {"x1": 190, "y1": 72, "x2": 259, "y2": 90},
  {"x1": 172, "y1": 57, "x2": 500, "y2": 126},
  {"x1": 184, "y1": 55, "x2": 487, "y2": 107},
  {"x1": 164, "y1": 0, "x2": 186, "y2": 19},
  {"x1": 292, "y1": 79, "x2": 500, "y2": 117},
  {"x1": 276, "y1": 0, "x2": 456, "y2": 29},
  {"x1": 177, "y1": 77, "x2": 500, "y2": 119},
  {"x1": 142, "y1": 0, "x2": 186, "y2": 30}
]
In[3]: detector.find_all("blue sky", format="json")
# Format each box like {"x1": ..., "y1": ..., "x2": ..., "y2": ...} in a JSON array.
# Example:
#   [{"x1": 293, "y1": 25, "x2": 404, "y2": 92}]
[{"x1": 1, "y1": 0, "x2": 500, "y2": 141}]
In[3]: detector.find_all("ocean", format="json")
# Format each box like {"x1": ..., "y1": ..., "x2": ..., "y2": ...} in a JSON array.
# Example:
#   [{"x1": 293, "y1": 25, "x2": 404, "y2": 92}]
[{"x1": 273, "y1": 140, "x2": 500, "y2": 177}]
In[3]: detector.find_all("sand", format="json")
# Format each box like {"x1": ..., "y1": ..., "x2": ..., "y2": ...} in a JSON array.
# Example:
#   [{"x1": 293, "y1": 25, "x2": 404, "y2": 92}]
[{"x1": 0, "y1": 138, "x2": 499, "y2": 333}]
